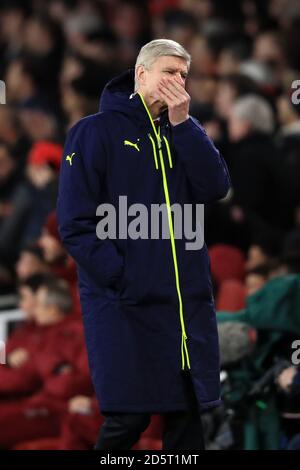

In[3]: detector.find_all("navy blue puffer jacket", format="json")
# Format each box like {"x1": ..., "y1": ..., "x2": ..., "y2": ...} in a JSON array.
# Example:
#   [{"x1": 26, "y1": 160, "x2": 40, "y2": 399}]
[{"x1": 57, "y1": 68, "x2": 231, "y2": 412}]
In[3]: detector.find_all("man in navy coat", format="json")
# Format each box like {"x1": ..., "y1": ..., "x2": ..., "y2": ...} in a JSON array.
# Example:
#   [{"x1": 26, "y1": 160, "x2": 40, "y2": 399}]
[{"x1": 57, "y1": 38, "x2": 231, "y2": 450}]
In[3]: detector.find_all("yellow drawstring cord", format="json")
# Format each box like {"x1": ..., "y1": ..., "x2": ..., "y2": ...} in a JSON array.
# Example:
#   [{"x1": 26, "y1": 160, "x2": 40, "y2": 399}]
[
  {"x1": 148, "y1": 133, "x2": 159, "y2": 170},
  {"x1": 162, "y1": 135, "x2": 173, "y2": 169}
]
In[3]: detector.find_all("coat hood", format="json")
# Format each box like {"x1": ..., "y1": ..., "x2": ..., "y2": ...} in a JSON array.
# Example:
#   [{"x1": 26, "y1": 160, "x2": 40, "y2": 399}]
[{"x1": 99, "y1": 68, "x2": 169, "y2": 128}]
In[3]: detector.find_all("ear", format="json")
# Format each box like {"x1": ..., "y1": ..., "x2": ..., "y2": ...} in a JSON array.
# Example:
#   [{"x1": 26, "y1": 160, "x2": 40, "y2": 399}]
[{"x1": 135, "y1": 64, "x2": 147, "y2": 88}]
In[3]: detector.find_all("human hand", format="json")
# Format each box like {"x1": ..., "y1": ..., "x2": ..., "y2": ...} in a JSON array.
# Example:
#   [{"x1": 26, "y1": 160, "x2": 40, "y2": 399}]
[
  {"x1": 68, "y1": 395, "x2": 92, "y2": 414},
  {"x1": 276, "y1": 366, "x2": 297, "y2": 391},
  {"x1": 156, "y1": 76, "x2": 190, "y2": 126},
  {"x1": 7, "y1": 348, "x2": 29, "y2": 368}
]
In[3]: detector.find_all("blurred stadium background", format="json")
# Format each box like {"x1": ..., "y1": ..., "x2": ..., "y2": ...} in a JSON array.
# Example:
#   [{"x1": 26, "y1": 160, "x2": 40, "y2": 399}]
[{"x1": 0, "y1": 0, "x2": 300, "y2": 450}]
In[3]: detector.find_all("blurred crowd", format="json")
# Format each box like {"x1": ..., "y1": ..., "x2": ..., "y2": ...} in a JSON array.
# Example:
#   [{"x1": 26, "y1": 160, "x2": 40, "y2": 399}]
[{"x1": 1, "y1": 0, "x2": 300, "y2": 450}]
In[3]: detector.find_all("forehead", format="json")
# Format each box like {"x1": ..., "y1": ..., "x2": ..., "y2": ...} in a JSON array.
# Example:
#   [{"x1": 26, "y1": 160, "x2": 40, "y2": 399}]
[{"x1": 152, "y1": 55, "x2": 188, "y2": 73}]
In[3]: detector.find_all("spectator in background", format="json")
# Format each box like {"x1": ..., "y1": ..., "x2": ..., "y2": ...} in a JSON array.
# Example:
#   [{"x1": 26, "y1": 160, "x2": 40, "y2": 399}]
[
  {"x1": 109, "y1": 0, "x2": 151, "y2": 68},
  {"x1": 276, "y1": 94, "x2": 300, "y2": 229},
  {"x1": 212, "y1": 73, "x2": 259, "y2": 154},
  {"x1": 18, "y1": 101, "x2": 60, "y2": 143},
  {"x1": 0, "y1": 273, "x2": 56, "y2": 391},
  {"x1": 189, "y1": 34, "x2": 219, "y2": 76},
  {"x1": 245, "y1": 241, "x2": 278, "y2": 271},
  {"x1": 0, "y1": 106, "x2": 30, "y2": 175},
  {"x1": 0, "y1": 277, "x2": 91, "y2": 449},
  {"x1": 56, "y1": 394, "x2": 103, "y2": 450},
  {"x1": 13, "y1": 391, "x2": 103, "y2": 451},
  {"x1": 64, "y1": 7, "x2": 119, "y2": 68},
  {"x1": 204, "y1": 93, "x2": 283, "y2": 254},
  {"x1": 47, "y1": 0, "x2": 80, "y2": 26},
  {"x1": 0, "y1": 1, "x2": 29, "y2": 75},
  {"x1": 61, "y1": 73, "x2": 102, "y2": 129},
  {"x1": 268, "y1": 0, "x2": 300, "y2": 30},
  {"x1": 6, "y1": 273, "x2": 55, "y2": 370},
  {"x1": 239, "y1": 59, "x2": 280, "y2": 97},
  {"x1": 228, "y1": 94, "x2": 280, "y2": 228},
  {"x1": 38, "y1": 211, "x2": 80, "y2": 317},
  {"x1": 245, "y1": 264, "x2": 271, "y2": 296},
  {"x1": 253, "y1": 30, "x2": 286, "y2": 79},
  {"x1": 5, "y1": 57, "x2": 45, "y2": 108},
  {"x1": 16, "y1": 244, "x2": 48, "y2": 281},
  {"x1": 59, "y1": 52, "x2": 114, "y2": 129},
  {"x1": 22, "y1": 14, "x2": 64, "y2": 99},
  {"x1": 23, "y1": 141, "x2": 62, "y2": 244},
  {"x1": 215, "y1": 74, "x2": 259, "y2": 121},
  {"x1": 159, "y1": 9, "x2": 197, "y2": 50},
  {"x1": 0, "y1": 141, "x2": 32, "y2": 267},
  {"x1": 217, "y1": 41, "x2": 252, "y2": 76},
  {"x1": 178, "y1": 0, "x2": 214, "y2": 21}
]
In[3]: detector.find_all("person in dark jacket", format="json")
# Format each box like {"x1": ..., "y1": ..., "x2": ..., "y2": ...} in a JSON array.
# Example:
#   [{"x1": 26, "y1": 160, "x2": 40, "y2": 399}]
[
  {"x1": 227, "y1": 94, "x2": 280, "y2": 228},
  {"x1": 57, "y1": 38, "x2": 231, "y2": 450},
  {"x1": 0, "y1": 140, "x2": 32, "y2": 266},
  {"x1": 276, "y1": 94, "x2": 300, "y2": 230}
]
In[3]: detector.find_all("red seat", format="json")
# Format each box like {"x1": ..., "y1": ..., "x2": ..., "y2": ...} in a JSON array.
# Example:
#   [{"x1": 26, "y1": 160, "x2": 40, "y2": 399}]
[
  {"x1": 216, "y1": 279, "x2": 246, "y2": 312},
  {"x1": 209, "y1": 244, "x2": 245, "y2": 286}
]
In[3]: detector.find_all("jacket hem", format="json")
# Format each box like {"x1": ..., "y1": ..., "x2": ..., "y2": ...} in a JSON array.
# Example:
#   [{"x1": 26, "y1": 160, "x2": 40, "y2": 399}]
[
  {"x1": 99, "y1": 402, "x2": 191, "y2": 413},
  {"x1": 99, "y1": 399, "x2": 222, "y2": 413}
]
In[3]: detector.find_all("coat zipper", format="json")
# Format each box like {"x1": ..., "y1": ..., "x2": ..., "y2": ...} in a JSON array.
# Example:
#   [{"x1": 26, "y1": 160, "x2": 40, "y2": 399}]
[{"x1": 138, "y1": 92, "x2": 191, "y2": 371}]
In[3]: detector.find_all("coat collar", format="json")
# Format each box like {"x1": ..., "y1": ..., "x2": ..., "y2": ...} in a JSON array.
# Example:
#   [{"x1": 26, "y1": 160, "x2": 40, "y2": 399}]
[{"x1": 99, "y1": 68, "x2": 169, "y2": 130}]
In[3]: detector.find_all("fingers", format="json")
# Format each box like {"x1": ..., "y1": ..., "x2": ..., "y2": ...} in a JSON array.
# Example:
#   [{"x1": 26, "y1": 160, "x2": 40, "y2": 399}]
[
  {"x1": 158, "y1": 83, "x2": 176, "y2": 103},
  {"x1": 155, "y1": 89, "x2": 170, "y2": 107},
  {"x1": 158, "y1": 77, "x2": 190, "y2": 105},
  {"x1": 164, "y1": 76, "x2": 189, "y2": 96},
  {"x1": 159, "y1": 79, "x2": 182, "y2": 101},
  {"x1": 156, "y1": 82, "x2": 174, "y2": 106}
]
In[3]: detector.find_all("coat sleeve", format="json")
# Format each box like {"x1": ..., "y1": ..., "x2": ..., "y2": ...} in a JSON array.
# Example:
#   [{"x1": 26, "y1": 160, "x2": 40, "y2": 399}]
[
  {"x1": 43, "y1": 370, "x2": 94, "y2": 400},
  {"x1": 0, "y1": 363, "x2": 41, "y2": 396},
  {"x1": 42, "y1": 332, "x2": 94, "y2": 400},
  {"x1": 56, "y1": 116, "x2": 124, "y2": 288},
  {"x1": 171, "y1": 117, "x2": 231, "y2": 203}
]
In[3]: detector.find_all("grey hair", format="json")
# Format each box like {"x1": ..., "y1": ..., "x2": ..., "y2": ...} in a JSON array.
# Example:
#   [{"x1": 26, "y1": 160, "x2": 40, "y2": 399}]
[
  {"x1": 134, "y1": 39, "x2": 191, "y2": 92},
  {"x1": 40, "y1": 279, "x2": 73, "y2": 314},
  {"x1": 233, "y1": 94, "x2": 275, "y2": 134}
]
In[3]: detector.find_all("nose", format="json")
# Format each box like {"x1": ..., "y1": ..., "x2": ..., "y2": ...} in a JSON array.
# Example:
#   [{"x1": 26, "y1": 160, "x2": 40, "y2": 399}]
[{"x1": 176, "y1": 73, "x2": 185, "y2": 85}]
